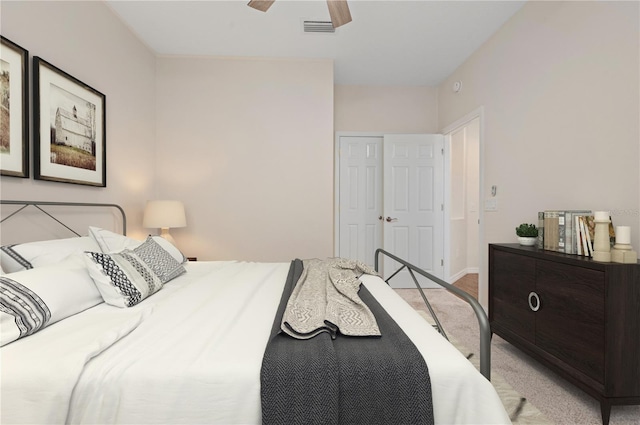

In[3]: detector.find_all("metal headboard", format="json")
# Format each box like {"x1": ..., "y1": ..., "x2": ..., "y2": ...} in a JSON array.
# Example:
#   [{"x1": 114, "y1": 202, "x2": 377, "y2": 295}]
[{"x1": 0, "y1": 200, "x2": 127, "y2": 236}]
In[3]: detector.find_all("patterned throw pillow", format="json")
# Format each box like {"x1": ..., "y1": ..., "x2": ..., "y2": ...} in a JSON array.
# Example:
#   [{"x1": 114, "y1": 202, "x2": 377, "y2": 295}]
[
  {"x1": 88, "y1": 226, "x2": 187, "y2": 263},
  {"x1": 84, "y1": 237, "x2": 186, "y2": 308},
  {"x1": 133, "y1": 237, "x2": 186, "y2": 283},
  {"x1": 0, "y1": 237, "x2": 101, "y2": 273},
  {"x1": 0, "y1": 276, "x2": 51, "y2": 346},
  {"x1": 0, "y1": 254, "x2": 103, "y2": 346}
]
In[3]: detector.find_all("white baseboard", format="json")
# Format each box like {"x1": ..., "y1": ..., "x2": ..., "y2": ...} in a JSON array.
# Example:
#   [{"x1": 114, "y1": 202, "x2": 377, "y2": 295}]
[{"x1": 448, "y1": 267, "x2": 479, "y2": 283}]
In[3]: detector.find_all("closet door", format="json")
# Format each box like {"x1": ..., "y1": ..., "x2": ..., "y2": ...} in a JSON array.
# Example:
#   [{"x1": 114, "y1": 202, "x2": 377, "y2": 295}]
[
  {"x1": 336, "y1": 133, "x2": 444, "y2": 288},
  {"x1": 338, "y1": 135, "x2": 383, "y2": 267},
  {"x1": 383, "y1": 134, "x2": 444, "y2": 288}
]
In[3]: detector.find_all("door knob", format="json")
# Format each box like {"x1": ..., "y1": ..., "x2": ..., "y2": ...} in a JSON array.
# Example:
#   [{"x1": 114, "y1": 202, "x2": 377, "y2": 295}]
[
  {"x1": 378, "y1": 216, "x2": 384, "y2": 221},
  {"x1": 386, "y1": 217, "x2": 398, "y2": 222}
]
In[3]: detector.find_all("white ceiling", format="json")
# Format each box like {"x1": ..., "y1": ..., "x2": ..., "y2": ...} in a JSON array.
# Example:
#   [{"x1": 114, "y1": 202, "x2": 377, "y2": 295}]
[{"x1": 106, "y1": 0, "x2": 526, "y2": 86}]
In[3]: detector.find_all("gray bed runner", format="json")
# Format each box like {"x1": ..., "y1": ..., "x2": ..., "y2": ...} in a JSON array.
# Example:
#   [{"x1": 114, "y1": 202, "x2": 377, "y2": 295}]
[{"x1": 261, "y1": 259, "x2": 434, "y2": 425}]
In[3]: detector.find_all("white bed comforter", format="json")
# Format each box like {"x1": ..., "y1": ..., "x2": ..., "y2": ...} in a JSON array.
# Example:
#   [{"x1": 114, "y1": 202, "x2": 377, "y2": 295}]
[{"x1": 1, "y1": 261, "x2": 510, "y2": 425}]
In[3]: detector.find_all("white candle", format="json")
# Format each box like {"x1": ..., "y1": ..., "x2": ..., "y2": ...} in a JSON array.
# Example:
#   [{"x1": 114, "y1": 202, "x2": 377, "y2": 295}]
[
  {"x1": 594, "y1": 211, "x2": 609, "y2": 221},
  {"x1": 616, "y1": 226, "x2": 631, "y2": 245}
]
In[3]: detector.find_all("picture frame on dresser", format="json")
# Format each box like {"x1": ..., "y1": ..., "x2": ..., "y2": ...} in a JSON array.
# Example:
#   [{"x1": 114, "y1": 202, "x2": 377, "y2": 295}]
[
  {"x1": 0, "y1": 36, "x2": 29, "y2": 178},
  {"x1": 33, "y1": 56, "x2": 106, "y2": 187}
]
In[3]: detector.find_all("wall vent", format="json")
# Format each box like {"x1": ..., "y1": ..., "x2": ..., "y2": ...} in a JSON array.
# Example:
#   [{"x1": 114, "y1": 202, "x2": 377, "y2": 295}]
[{"x1": 303, "y1": 21, "x2": 335, "y2": 33}]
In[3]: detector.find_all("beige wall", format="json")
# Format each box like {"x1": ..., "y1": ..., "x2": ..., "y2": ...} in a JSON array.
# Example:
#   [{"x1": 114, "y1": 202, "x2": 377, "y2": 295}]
[
  {"x1": 155, "y1": 57, "x2": 334, "y2": 261},
  {"x1": 4, "y1": 1, "x2": 638, "y2": 278},
  {"x1": 1, "y1": 2, "x2": 335, "y2": 261},
  {"x1": 335, "y1": 85, "x2": 438, "y2": 133},
  {"x1": 438, "y1": 1, "x2": 640, "y2": 306},
  {"x1": 0, "y1": 1, "x2": 157, "y2": 240}
]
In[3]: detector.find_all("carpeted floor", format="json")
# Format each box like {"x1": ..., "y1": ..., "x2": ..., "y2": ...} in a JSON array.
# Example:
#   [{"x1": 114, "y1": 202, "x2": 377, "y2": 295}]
[
  {"x1": 415, "y1": 309, "x2": 549, "y2": 424},
  {"x1": 396, "y1": 288, "x2": 640, "y2": 425}
]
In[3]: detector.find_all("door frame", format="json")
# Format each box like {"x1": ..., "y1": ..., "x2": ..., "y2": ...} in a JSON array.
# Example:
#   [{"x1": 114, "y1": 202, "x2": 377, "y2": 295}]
[
  {"x1": 441, "y1": 106, "x2": 487, "y2": 309},
  {"x1": 335, "y1": 109, "x2": 486, "y2": 307},
  {"x1": 334, "y1": 132, "x2": 445, "y2": 281}
]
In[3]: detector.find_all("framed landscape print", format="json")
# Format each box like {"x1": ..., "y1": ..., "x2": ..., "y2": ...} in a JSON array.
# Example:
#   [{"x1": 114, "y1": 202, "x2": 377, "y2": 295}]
[
  {"x1": 33, "y1": 56, "x2": 106, "y2": 186},
  {"x1": 0, "y1": 36, "x2": 29, "y2": 178}
]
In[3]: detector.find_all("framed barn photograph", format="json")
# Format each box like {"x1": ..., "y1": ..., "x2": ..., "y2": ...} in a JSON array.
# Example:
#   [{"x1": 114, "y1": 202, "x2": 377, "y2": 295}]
[
  {"x1": 33, "y1": 56, "x2": 106, "y2": 186},
  {"x1": 0, "y1": 36, "x2": 29, "y2": 178}
]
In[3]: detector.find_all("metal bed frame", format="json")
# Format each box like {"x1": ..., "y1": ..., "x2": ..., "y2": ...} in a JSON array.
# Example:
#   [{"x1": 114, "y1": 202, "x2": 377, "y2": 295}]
[
  {"x1": 0, "y1": 200, "x2": 127, "y2": 236},
  {"x1": 0, "y1": 200, "x2": 491, "y2": 380},
  {"x1": 375, "y1": 248, "x2": 492, "y2": 380}
]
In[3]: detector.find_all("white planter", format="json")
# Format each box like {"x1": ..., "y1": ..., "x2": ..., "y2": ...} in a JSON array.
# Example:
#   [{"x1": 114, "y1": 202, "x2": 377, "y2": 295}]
[{"x1": 518, "y1": 236, "x2": 537, "y2": 246}]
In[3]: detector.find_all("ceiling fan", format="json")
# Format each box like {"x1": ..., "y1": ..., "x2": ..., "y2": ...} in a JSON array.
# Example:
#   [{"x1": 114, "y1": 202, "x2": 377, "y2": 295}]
[{"x1": 248, "y1": 0, "x2": 352, "y2": 28}]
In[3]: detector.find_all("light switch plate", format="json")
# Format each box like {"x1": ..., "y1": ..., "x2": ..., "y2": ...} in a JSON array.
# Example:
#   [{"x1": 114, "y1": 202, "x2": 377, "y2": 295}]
[{"x1": 484, "y1": 198, "x2": 498, "y2": 211}]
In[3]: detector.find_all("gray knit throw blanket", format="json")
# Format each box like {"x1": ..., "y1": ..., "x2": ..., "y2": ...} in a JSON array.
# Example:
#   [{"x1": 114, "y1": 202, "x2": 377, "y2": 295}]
[{"x1": 281, "y1": 258, "x2": 381, "y2": 339}]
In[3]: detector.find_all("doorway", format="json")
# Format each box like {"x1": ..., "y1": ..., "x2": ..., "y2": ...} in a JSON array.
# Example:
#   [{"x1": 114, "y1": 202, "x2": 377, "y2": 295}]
[
  {"x1": 335, "y1": 133, "x2": 444, "y2": 288},
  {"x1": 446, "y1": 118, "x2": 480, "y2": 283},
  {"x1": 442, "y1": 107, "x2": 486, "y2": 308}
]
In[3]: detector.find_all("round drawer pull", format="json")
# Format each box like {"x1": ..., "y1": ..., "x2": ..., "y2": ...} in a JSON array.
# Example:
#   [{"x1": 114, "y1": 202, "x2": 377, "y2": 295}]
[{"x1": 528, "y1": 291, "x2": 541, "y2": 312}]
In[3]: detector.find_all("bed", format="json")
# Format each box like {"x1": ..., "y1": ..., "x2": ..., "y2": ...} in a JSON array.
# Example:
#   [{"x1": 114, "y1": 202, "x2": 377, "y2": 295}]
[{"x1": 0, "y1": 200, "x2": 510, "y2": 424}]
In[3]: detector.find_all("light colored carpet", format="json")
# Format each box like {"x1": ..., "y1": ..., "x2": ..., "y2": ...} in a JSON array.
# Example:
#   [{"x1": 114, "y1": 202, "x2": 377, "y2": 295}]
[
  {"x1": 416, "y1": 309, "x2": 549, "y2": 424},
  {"x1": 398, "y1": 288, "x2": 640, "y2": 425}
]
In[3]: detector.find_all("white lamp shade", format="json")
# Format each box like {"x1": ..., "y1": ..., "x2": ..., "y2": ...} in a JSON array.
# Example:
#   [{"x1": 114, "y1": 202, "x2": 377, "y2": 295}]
[{"x1": 143, "y1": 200, "x2": 187, "y2": 229}]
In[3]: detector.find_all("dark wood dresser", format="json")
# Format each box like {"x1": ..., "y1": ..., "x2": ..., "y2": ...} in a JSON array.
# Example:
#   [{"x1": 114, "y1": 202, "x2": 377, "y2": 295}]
[{"x1": 488, "y1": 243, "x2": 640, "y2": 425}]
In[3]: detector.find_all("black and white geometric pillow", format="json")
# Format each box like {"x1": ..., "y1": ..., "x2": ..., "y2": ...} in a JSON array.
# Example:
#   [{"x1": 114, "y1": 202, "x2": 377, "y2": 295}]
[
  {"x1": 88, "y1": 226, "x2": 188, "y2": 264},
  {"x1": 0, "y1": 254, "x2": 103, "y2": 346},
  {"x1": 134, "y1": 237, "x2": 186, "y2": 283},
  {"x1": 85, "y1": 238, "x2": 186, "y2": 308},
  {"x1": 0, "y1": 245, "x2": 33, "y2": 272},
  {"x1": 0, "y1": 237, "x2": 101, "y2": 273},
  {"x1": 0, "y1": 276, "x2": 51, "y2": 345}
]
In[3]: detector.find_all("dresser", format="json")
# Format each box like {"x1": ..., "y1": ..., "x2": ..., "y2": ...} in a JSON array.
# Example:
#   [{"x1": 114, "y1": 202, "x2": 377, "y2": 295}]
[{"x1": 488, "y1": 244, "x2": 640, "y2": 425}]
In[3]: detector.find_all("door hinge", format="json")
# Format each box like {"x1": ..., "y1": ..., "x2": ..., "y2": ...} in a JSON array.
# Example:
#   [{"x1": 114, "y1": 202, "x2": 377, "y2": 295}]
[
  {"x1": 441, "y1": 148, "x2": 444, "y2": 155},
  {"x1": 441, "y1": 204, "x2": 444, "y2": 211},
  {"x1": 441, "y1": 259, "x2": 444, "y2": 266}
]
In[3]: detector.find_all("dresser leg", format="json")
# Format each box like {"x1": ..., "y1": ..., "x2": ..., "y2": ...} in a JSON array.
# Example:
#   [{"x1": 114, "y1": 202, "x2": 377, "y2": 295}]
[{"x1": 600, "y1": 401, "x2": 611, "y2": 425}]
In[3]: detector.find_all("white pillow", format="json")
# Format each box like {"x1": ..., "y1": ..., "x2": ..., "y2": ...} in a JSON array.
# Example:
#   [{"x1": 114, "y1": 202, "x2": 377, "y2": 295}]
[
  {"x1": 84, "y1": 237, "x2": 186, "y2": 308},
  {"x1": 88, "y1": 226, "x2": 142, "y2": 253},
  {"x1": 88, "y1": 226, "x2": 186, "y2": 264},
  {"x1": 0, "y1": 254, "x2": 103, "y2": 347},
  {"x1": 0, "y1": 236, "x2": 102, "y2": 273}
]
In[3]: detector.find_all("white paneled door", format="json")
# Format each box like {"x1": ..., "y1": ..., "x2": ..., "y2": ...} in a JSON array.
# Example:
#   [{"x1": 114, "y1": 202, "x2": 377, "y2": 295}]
[
  {"x1": 382, "y1": 134, "x2": 444, "y2": 288},
  {"x1": 337, "y1": 134, "x2": 444, "y2": 288},
  {"x1": 338, "y1": 136, "x2": 383, "y2": 268}
]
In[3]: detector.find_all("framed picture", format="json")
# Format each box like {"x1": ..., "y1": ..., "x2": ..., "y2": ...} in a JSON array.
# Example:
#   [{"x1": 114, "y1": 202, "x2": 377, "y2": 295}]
[
  {"x1": 0, "y1": 36, "x2": 29, "y2": 178},
  {"x1": 33, "y1": 56, "x2": 106, "y2": 186}
]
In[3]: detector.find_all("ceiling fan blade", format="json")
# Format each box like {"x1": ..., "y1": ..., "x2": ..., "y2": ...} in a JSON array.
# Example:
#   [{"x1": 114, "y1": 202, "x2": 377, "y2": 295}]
[
  {"x1": 326, "y1": 0, "x2": 352, "y2": 28},
  {"x1": 248, "y1": 0, "x2": 275, "y2": 12}
]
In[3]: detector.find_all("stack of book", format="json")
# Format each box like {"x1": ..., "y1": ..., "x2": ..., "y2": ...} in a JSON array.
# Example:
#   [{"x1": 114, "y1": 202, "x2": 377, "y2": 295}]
[{"x1": 539, "y1": 210, "x2": 603, "y2": 256}]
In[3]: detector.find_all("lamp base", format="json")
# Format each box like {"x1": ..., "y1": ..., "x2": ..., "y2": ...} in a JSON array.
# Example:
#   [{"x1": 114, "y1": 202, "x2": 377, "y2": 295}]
[{"x1": 159, "y1": 228, "x2": 177, "y2": 247}]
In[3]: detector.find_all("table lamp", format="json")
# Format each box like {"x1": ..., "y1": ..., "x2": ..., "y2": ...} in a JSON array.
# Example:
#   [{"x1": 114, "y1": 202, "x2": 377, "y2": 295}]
[{"x1": 143, "y1": 200, "x2": 186, "y2": 246}]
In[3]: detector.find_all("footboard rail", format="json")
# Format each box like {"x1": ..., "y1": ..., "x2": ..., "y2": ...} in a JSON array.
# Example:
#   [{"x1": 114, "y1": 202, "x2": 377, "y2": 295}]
[{"x1": 374, "y1": 248, "x2": 491, "y2": 381}]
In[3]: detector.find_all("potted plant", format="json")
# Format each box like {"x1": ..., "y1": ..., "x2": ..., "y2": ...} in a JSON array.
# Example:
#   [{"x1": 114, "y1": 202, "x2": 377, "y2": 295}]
[{"x1": 516, "y1": 223, "x2": 538, "y2": 246}]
